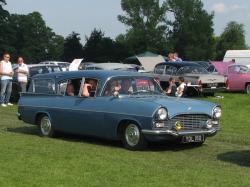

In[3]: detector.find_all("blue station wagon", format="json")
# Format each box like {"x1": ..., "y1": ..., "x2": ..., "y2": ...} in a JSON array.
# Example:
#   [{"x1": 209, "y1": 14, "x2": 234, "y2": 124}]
[{"x1": 17, "y1": 71, "x2": 222, "y2": 150}]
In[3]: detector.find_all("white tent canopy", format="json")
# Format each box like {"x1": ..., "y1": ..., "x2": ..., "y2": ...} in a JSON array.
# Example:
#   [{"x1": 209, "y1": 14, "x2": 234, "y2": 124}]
[{"x1": 223, "y1": 50, "x2": 250, "y2": 63}]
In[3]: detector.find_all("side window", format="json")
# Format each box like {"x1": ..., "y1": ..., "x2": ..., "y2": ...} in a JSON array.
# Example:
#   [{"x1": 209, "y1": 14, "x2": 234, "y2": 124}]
[
  {"x1": 165, "y1": 66, "x2": 177, "y2": 75},
  {"x1": 103, "y1": 78, "x2": 134, "y2": 96},
  {"x1": 154, "y1": 65, "x2": 165, "y2": 74},
  {"x1": 85, "y1": 67, "x2": 95, "y2": 70},
  {"x1": 228, "y1": 66, "x2": 239, "y2": 74},
  {"x1": 33, "y1": 79, "x2": 55, "y2": 94},
  {"x1": 59, "y1": 78, "x2": 82, "y2": 96},
  {"x1": 82, "y1": 78, "x2": 99, "y2": 97},
  {"x1": 29, "y1": 67, "x2": 43, "y2": 77},
  {"x1": 239, "y1": 65, "x2": 248, "y2": 74}
]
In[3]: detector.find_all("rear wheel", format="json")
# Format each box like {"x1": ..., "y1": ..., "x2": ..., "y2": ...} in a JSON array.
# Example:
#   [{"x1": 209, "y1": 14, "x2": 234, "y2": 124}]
[
  {"x1": 246, "y1": 84, "x2": 250, "y2": 94},
  {"x1": 122, "y1": 123, "x2": 148, "y2": 150},
  {"x1": 39, "y1": 115, "x2": 56, "y2": 137}
]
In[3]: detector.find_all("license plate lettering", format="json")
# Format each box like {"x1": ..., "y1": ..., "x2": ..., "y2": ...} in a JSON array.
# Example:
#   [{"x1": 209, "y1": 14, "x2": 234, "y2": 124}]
[
  {"x1": 208, "y1": 83, "x2": 218, "y2": 88},
  {"x1": 182, "y1": 135, "x2": 204, "y2": 143}
]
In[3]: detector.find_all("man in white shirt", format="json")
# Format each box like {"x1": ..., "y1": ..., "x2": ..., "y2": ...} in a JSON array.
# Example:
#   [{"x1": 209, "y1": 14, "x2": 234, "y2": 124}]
[
  {"x1": 0, "y1": 53, "x2": 14, "y2": 107},
  {"x1": 16, "y1": 57, "x2": 29, "y2": 92},
  {"x1": 176, "y1": 76, "x2": 186, "y2": 97}
]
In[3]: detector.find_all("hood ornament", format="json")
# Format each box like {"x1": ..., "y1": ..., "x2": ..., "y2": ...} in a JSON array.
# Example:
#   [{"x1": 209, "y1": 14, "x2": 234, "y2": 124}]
[{"x1": 188, "y1": 107, "x2": 192, "y2": 111}]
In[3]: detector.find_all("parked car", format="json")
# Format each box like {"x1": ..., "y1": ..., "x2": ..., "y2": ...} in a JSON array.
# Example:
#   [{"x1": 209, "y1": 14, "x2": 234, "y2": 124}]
[
  {"x1": 226, "y1": 63, "x2": 250, "y2": 93},
  {"x1": 39, "y1": 61, "x2": 70, "y2": 71},
  {"x1": 11, "y1": 64, "x2": 62, "y2": 101},
  {"x1": 17, "y1": 70, "x2": 222, "y2": 150},
  {"x1": 154, "y1": 62, "x2": 227, "y2": 96},
  {"x1": 191, "y1": 61, "x2": 218, "y2": 74},
  {"x1": 210, "y1": 61, "x2": 234, "y2": 76},
  {"x1": 78, "y1": 62, "x2": 95, "y2": 70},
  {"x1": 83, "y1": 63, "x2": 139, "y2": 72}
]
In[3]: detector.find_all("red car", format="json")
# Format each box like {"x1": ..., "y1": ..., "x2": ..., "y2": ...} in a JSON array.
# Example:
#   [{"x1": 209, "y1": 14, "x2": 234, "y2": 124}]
[{"x1": 226, "y1": 63, "x2": 250, "y2": 94}]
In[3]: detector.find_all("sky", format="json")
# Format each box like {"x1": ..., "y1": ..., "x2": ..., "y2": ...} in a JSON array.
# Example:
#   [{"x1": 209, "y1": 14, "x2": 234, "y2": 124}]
[{"x1": 3, "y1": 0, "x2": 250, "y2": 45}]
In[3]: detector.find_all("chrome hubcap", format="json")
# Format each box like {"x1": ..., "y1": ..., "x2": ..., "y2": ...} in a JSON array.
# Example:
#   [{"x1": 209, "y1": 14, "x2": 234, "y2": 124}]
[
  {"x1": 125, "y1": 124, "x2": 140, "y2": 147},
  {"x1": 40, "y1": 116, "x2": 51, "y2": 136}
]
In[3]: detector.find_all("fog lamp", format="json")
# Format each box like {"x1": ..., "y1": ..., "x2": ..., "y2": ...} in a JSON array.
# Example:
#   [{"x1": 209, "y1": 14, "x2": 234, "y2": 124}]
[
  {"x1": 175, "y1": 121, "x2": 182, "y2": 131},
  {"x1": 155, "y1": 122, "x2": 164, "y2": 128}
]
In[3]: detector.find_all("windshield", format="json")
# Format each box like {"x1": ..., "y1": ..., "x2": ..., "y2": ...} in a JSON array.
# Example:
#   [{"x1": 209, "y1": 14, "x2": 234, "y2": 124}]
[
  {"x1": 29, "y1": 66, "x2": 62, "y2": 77},
  {"x1": 103, "y1": 77, "x2": 163, "y2": 96},
  {"x1": 177, "y1": 66, "x2": 209, "y2": 74}
]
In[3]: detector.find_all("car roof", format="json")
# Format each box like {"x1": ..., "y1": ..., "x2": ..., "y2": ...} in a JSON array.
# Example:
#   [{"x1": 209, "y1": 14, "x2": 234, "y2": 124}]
[
  {"x1": 31, "y1": 70, "x2": 147, "y2": 81},
  {"x1": 27, "y1": 64, "x2": 61, "y2": 68},
  {"x1": 155, "y1": 61, "x2": 203, "y2": 68},
  {"x1": 39, "y1": 61, "x2": 69, "y2": 64},
  {"x1": 86, "y1": 63, "x2": 135, "y2": 70}
]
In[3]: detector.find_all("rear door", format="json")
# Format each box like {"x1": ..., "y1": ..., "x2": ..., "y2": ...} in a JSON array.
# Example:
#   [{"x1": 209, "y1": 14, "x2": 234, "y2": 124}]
[{"x1": 52, "y1": 77, "x2": 105, "y2": 137}]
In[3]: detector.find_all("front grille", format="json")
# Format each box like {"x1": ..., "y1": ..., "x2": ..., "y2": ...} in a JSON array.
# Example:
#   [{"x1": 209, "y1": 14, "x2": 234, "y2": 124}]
[{"x1": 165, "y1": 114, "x2": 219, "y2": 131}]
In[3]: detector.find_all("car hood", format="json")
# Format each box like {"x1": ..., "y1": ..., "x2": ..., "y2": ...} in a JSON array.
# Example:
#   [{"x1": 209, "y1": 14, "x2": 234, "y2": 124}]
[{"x1": 124, "y1": 95, "x2": 216, "y2": 118}]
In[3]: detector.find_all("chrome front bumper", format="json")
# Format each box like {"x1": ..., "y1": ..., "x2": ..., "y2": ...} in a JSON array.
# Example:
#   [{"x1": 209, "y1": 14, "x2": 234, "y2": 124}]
[{"x1": 142, "y1": 128, "x2": 217, "y2": 137}]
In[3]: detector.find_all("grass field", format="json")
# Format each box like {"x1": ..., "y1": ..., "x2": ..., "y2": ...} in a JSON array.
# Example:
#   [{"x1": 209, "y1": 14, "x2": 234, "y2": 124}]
[{"x1": 0, "y1": 93, "x2": 250, "y2": 186}]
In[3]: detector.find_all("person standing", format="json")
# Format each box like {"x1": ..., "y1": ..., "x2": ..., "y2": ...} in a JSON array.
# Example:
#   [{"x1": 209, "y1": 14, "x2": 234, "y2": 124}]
[
  {"x1": 175, "y1": 76, "x2": 186, "y2": 97},
  {"x1": 166, "y1": 77, "x2": 177, "y2": 96},
  {"x1": 174, "y1": 52, "x2": 183, "y2": 62},
  {"x1": 0, "y1": 53, "x2": 14, "y2": 107},
  {"x1": 16, "y1": 56, "x2": 29, "y2": 92}
]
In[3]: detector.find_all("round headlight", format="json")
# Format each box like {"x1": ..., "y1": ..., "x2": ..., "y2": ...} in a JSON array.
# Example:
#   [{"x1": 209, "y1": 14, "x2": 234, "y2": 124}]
[
  {"x1": 156, "y1": 108, "x2": 168, "y2": 120},
  {"x1": 213, "y1": 106, "x2": 222, "y2": 119}
]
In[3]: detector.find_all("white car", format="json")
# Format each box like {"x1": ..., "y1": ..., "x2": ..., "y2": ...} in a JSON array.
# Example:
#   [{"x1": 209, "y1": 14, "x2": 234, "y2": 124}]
[{"x1": 39, "y1": 61, "x2": 70, "y2": 71}]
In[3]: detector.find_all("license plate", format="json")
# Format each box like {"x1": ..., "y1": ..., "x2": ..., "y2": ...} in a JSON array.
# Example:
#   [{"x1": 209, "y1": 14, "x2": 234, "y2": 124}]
[
  {"x1": 181, "y1": 135, "x2": 204, "y2": 143},
  {"x1": 207, "y1": 83, "x2": 218, "y2": 88}
]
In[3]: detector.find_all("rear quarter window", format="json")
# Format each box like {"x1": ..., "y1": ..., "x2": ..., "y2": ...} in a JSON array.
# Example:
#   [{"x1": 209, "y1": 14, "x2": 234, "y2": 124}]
[{"x1": 29, "y1": 78, "x2": 56, "y2": 94}]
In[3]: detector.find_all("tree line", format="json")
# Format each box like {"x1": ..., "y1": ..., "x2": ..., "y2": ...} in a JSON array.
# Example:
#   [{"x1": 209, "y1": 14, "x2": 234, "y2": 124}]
[{"x1": 0, "y1": 0, "x2": 247, "y2": 64}]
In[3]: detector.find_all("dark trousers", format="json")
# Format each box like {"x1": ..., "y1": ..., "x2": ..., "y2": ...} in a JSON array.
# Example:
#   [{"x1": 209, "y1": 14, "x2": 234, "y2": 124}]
[{"x1": 19, "y1": 82, "x2": 27, "y2": 92}]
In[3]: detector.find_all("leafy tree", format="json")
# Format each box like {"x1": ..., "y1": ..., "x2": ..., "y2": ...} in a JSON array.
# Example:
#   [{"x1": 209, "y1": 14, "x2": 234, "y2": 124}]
[
  {"x1": 215, "y1": 21, "x2": 247, "y2": 60},
  {"x1": 166, "y1": 0, "x2": 215, "y2": 60},
  {"x1": 83, "y1": 29, "x2": 129, "y2": 62},
  {"x1": 0, "y1": 0, "x2": 14, "y2": 56},
  {"x1": 62, "y1": 32, "x2": 84, "y2": 62},
  {"x1": 0, "y1": 0, "x2": 7, "y2": 20},
  {"x1": 118, "y1": 0, "x2": 169, "y2": 54},
  {"x1": 7, "y1": 12, "x2": 64, "y2": 63},
  {"x1": 46, "y1": 34, "x2": 64, "y2": 61}
]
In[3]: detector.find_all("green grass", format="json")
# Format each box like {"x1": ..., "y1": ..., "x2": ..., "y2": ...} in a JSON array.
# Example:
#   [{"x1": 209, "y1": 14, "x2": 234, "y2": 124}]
[{"x1": 0, "y1": 93, "x2": 250, "y2": 186}]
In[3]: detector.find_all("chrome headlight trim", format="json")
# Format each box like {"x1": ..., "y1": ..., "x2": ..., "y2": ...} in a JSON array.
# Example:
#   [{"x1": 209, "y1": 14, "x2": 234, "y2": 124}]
[
  {"x1": 156, "y1": 108, "x2": 168, "y2": 121},
  {"x1": 213, "y1": 106, "x2": 222, "y2": 119}
]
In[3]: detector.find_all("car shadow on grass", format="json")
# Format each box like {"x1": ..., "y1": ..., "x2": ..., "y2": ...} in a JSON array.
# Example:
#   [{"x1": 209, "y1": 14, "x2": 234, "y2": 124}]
[
  {"x1": 147, "y1": 141, "x2": 207, "y2": 152},
  {"x1": 7, "y1": 126, "x2": 205, "y2": 151},
  {"x1": 217, "y1": 150, "x2": 250, "y2": 167},
  {"x1": 7, "y1": 126, "x2": 39, "y2": 135},
  {"x1": 7, "y1": 126, "x2": 123, "y2": 148}
]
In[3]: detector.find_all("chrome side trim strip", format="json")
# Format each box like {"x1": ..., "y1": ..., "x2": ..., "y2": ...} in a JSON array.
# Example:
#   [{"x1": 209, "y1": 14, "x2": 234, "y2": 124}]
[{"x1": 18, "y1": 104, "x2": 153, "y2": 118}]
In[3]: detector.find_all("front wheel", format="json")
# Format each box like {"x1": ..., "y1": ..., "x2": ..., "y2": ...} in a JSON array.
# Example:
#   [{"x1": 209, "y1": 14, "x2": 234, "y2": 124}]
[
  {"x1": 246, "y1": 84, "x2": 250, "y2": 94},
  {"x1": 122, "y1": 123, "x2": 148, "y2": 151},
  {"x1": 39, "y1": 115, "x2": 56, "y2": 137}
]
